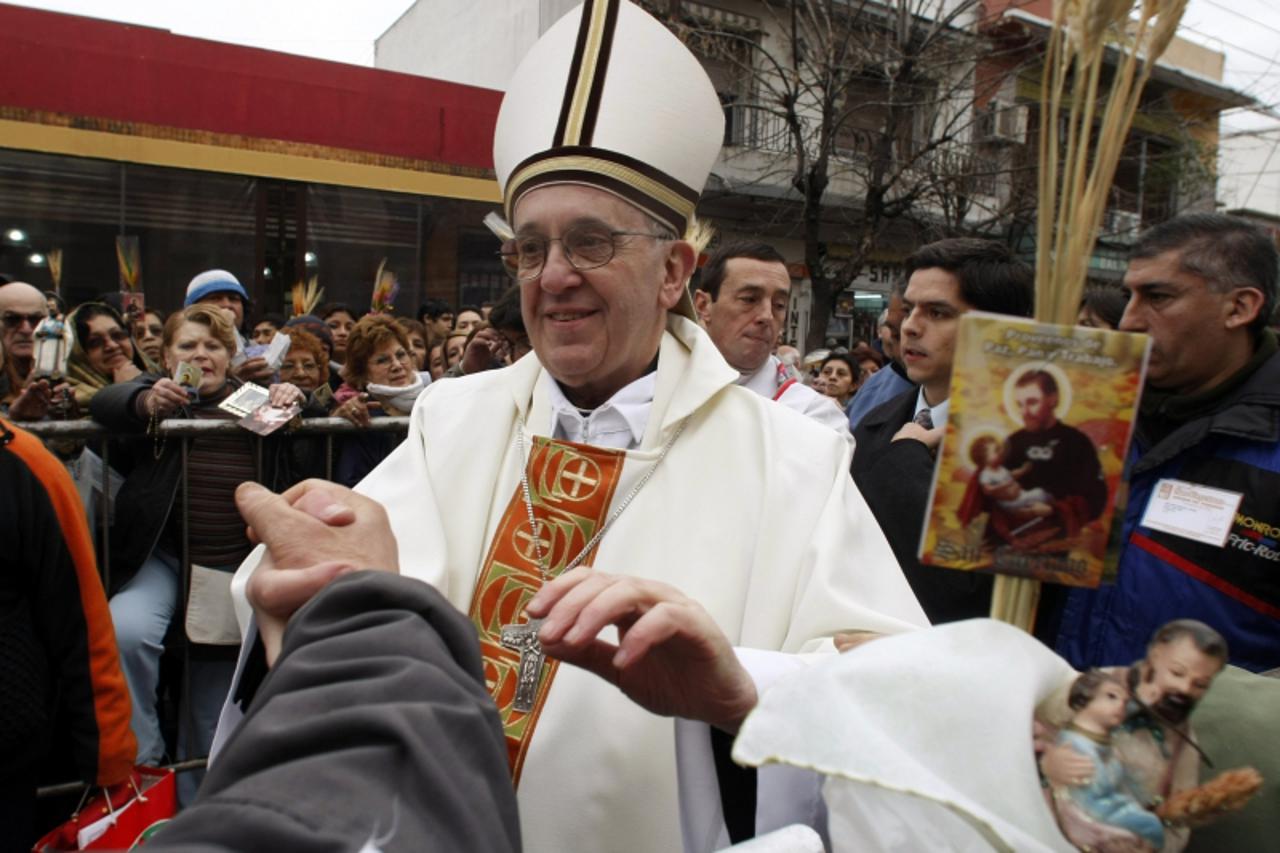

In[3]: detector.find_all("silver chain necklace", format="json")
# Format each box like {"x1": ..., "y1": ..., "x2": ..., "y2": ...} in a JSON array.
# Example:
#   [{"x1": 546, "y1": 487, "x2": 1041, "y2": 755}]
[{"x1": 499, "y1": 412, "x2": 688, "y2": 711}]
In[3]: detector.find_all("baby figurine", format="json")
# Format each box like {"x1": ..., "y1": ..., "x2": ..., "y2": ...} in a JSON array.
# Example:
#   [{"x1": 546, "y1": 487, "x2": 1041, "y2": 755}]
[
  {"x1": 970, "y1": 435, "x2": 1055, "y2": 514},
  {"x1": 1053, "y1": 669, "x2": 1165, "y2": 851}
]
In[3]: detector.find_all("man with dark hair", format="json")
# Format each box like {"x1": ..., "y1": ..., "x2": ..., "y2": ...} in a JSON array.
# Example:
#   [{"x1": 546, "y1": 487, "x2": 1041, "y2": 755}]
[
  {"x1": 995, "y1": 369, "x2": 1107, "y2": 546},
  {"x1": 851, "y1": 237, "x2": 1034, "y2": 623},
  {"x1": 694, "y1": 241, "x2": 849, "y2": 437},
  {"x1": 1050, "y1": 213, "x2": 1280, "y2": 674},
  {"x1": 418, "y1": 299, "x2": 455, "y2": 343}
]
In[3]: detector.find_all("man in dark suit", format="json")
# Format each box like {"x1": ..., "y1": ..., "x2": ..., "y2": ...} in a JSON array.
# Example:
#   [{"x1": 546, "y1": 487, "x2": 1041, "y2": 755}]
[{"x1": 852, "y1": 239, "x2": 1034, "y2": 623}]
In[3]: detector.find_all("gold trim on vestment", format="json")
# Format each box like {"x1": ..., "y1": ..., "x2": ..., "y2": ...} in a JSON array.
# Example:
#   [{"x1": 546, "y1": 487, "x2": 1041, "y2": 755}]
[{"x1": 468, "y1": 436, "x2": 626, "y2": 784}]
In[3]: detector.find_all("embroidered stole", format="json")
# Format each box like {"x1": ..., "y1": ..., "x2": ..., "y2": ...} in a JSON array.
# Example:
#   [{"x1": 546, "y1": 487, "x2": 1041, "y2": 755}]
[{"x1": 469, "y1": 436, "x2": 626, "y2": 783}]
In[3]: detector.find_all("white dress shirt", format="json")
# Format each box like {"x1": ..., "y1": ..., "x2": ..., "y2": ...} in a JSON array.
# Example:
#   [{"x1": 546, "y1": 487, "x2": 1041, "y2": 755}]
[
  {"x1": 546, "y1": 371, "x2": 656, "y2": 450},
  {"x1": 912, "y1": 387, "x2": 950, "y2": 429}
]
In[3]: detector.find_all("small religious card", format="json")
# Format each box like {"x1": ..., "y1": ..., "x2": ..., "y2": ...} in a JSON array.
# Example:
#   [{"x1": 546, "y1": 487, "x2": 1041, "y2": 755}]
[
  {"x1": 238, "y1": 401, "x2": 301, "y2": 436},
  {"x1": 173, "y1": 362, "x2": 202, "y2": 397},
  {"x1": 262, "y1": 332, "x2": 291, "y2": 370},
  {"x1": 218, "y1": 382, "x2": 270, "y2": 419},
  {"x1": 119, "y1": 290, "x2": 145, "y2": 322},
  {"x1": 1139, "y1": 479, "x2": 1243, "y2": 547},
  {"x1": 918, "y1": 313, "x2": 1149, "y2": 588}
]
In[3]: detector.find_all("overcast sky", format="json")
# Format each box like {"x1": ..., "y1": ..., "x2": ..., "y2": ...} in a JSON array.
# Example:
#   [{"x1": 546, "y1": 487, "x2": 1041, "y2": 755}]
[{"x1": 10, "y1": 0, "x2": 1280, "y2": 210}]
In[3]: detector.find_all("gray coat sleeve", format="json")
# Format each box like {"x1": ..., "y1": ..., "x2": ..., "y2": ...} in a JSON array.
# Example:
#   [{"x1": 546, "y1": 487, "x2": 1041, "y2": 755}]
[{"x1": 148, "y1": 571, "x2": 521, "y2": 853}]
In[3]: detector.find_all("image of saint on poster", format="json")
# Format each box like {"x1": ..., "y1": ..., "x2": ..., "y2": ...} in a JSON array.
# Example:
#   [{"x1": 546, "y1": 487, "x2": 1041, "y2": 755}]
[{"x1": 958, "y1": 365, "x2": 1107, "y2": 551}]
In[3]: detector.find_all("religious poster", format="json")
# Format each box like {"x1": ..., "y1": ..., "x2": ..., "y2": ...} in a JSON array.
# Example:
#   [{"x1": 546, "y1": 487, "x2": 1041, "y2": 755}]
[{"x1": 919, "y1": 312, "x2": 1149, "y2": 587}]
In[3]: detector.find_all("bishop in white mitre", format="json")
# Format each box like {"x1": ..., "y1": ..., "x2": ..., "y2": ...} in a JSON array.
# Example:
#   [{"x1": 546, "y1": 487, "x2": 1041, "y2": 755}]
[{"x1": 215, "y1": 2, "x2": 928, "y2": 851}]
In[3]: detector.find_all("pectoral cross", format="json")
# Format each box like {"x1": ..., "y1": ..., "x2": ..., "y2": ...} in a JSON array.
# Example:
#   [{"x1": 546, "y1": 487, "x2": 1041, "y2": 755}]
[{"x1": 500, "y1": 617, "x2": 545, "y2": 712}]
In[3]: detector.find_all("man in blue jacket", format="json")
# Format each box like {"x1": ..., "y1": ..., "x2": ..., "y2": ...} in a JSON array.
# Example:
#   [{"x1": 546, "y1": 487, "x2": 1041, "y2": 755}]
[{"x1": 1050, "y1": 213, "x2": 1280, "y2": 673}]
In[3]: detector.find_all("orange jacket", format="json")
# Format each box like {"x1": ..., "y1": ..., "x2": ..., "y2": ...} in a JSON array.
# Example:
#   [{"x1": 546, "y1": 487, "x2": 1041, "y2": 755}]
[{"x1": 0, "y1": 418, "x2": 136, "y2": 785}]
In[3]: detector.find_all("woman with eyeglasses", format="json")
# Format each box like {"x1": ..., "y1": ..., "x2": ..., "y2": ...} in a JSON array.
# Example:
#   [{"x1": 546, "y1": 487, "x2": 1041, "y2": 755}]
[
  {"x1": 66, "y1": 302, "x2": 155, "y2": 408},
  {"x1": 333, "y1": 314, "x2": 425, "y2": 486}
]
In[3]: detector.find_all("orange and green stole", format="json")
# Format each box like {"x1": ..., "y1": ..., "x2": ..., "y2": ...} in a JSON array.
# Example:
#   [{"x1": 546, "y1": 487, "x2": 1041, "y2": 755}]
[{"x1": 469, "y1": 436, "x2": 625, "y2": 783}]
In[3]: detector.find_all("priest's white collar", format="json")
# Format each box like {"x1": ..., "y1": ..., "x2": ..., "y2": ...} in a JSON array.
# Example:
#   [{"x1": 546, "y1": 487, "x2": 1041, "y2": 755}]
[
  {"x1": 515, "y1": 315, "x2": 738, "y2": 451},
  {"x1": 737, "y1": 354, "x2": 785, "y2": 398},
  {"x1": 547, "y1": 370, "x2": 656, "y2": 450}
]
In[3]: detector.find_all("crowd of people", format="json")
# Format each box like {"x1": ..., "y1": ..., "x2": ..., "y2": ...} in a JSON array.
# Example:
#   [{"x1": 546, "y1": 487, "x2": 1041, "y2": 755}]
[
  {"x1": 3, "y1": 214, "x2": 1277, "y2": 851},
  {"x1": 0, "y1": 269, "x2": 536, "y2": 827}
]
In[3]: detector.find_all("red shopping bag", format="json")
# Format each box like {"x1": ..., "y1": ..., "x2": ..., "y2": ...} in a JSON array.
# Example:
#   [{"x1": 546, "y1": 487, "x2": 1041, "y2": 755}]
[{"x1": 33, "y1": 766, "x2": 176, "y2": 851}]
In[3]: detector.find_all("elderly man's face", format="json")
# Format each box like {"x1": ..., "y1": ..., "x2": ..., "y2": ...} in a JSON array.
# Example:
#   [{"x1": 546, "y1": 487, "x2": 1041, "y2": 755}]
[
  {"x1": 0, "y1": 282, "x2": 49, "y2": 361},
  {"x1": 1137, "y1": 636, "x2": 1223, "y2": 725},
  {"x1": 513, "y1": 185, "x2": 687, "y2": 406}
]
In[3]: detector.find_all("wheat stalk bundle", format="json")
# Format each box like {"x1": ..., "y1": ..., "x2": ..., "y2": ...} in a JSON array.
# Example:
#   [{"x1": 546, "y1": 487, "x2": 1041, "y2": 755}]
[{"x1": 992, "y1": 0, "x2": 1188, "y2": 629}]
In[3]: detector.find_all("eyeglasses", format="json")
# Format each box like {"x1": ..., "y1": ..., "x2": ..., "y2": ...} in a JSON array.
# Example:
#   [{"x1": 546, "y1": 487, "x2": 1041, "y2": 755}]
[
  {"x1": 370, "y1": 349, "x2": 412, "y2": 369},
  {"x1": 85, "y1": 329, "x2": 131, "y2": 350},
  {"x1": 499, "y1": 224, "x2": 672, "y2": 281},
  {"x1": 2, "y1": 311, "x2": 46, "y2": 330},
  {"x1": 281, "y1": 360, "x2": 319, "y2": 372}
]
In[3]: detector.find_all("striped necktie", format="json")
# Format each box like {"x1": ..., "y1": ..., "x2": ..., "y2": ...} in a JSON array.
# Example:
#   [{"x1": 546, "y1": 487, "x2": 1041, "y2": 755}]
[{"x1": 913, "y1": 408, "x2": 934, "y2": 429}]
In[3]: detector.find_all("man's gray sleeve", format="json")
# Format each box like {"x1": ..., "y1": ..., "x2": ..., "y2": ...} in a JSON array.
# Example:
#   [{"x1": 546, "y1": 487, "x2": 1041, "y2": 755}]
[{"x1": 150, "y1": 571, "x2": 521, "y2": 853}]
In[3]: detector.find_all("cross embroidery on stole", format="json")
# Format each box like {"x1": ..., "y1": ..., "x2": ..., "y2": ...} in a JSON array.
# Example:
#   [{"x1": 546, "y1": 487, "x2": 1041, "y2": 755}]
[{"x1": 469, "y1": 436, "x2": 625, "y2": 783}]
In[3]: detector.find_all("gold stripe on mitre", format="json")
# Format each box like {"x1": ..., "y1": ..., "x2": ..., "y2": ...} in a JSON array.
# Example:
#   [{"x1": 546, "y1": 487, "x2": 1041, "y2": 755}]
[
  {"x1": 505, "y1": 153, "x2": 697, "y2": 234},
  {"x1": 561, "y1": 0, "x2": 613, "y2": 146}
]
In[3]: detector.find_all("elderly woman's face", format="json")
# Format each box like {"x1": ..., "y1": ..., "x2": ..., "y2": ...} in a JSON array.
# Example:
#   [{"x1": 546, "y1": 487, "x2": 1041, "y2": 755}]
[
  {"x1": 165, "y1": 321, "x2": 230, "y2": 394},
  {"x1": 365, "y1": 338, "x2": 413, "y2": 387},
  {"x1": 279, "y1": 351, "x2": 322, "y2": 393}
]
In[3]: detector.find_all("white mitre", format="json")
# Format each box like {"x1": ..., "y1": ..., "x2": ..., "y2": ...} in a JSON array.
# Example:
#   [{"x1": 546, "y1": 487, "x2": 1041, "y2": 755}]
[{"x1": 493, "y1": 0, "x2": 724, "y2": 320}]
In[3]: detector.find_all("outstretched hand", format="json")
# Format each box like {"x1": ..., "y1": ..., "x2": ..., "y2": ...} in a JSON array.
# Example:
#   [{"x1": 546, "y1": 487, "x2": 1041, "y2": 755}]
[
  {"x1": 526, "y1": 568, "x2": 758, "y2": 732},
  {"x1": 891, "y1": 421, "x2": 944, "y2": 450},
  {"x1": 236, "y1": 479, "x2": 399, "y2": 665}
]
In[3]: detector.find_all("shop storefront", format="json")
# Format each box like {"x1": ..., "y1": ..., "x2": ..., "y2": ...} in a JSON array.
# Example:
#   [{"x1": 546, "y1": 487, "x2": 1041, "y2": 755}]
[{"x1": 0, "y1": 4, "x2": 504, "y2": 320}]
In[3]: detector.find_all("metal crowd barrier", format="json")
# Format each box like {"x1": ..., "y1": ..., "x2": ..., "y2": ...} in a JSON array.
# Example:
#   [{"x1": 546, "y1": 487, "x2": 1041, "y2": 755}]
[
  {"x1": 21, "y1": 416, "x2": 411, "y2": 588},
  {"x1": 22, "y1": 416, "x2": 410, "y2": 800}
]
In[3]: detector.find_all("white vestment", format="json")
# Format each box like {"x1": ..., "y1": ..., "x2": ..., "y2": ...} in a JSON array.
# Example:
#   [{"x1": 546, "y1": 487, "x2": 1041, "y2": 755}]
[
  {"x1": 738, "y1": 354, "x2": 852, "y2": 441},
  {"x1": 222, "y1": 315, "x2": 925, "y2": 853}
]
